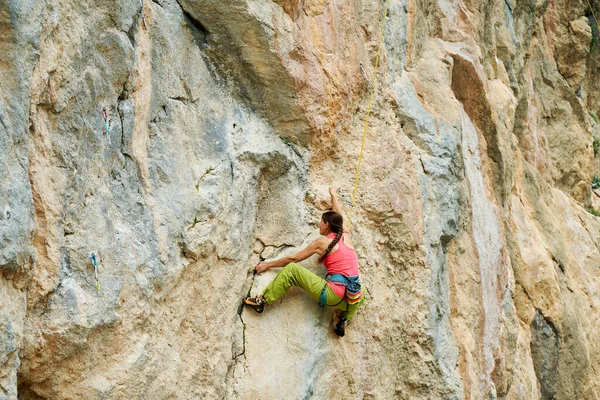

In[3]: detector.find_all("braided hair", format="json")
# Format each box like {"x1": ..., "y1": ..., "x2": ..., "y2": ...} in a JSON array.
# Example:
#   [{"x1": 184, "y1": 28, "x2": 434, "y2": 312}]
[{"x1": 318, "y1": 211, "x2": 344, "y2": 263}]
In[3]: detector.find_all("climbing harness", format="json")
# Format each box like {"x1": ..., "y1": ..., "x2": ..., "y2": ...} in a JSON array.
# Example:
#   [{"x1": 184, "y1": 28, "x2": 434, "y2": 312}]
[
  {"x1": 348, "y1": 0, "x2": 390, "y2": 229},
  {"x1": 89, "y1": 253, "x2": 100, "y2": 292},
  {"x1": 101, "y1": 107, "x2": 111, "y2": 144},
  {"x1": 318, "y1": 274, "x2": 362, "y2": 309}
]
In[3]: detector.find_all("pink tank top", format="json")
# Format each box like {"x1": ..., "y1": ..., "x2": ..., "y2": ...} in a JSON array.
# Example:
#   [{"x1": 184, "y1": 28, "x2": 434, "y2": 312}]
[{"x1": 323, "y1": 233, "x2": 360, "y2": 298}]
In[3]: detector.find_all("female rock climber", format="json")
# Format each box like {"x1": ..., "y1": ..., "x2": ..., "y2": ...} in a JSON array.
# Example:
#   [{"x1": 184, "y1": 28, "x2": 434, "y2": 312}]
[{"x1": 243, "y1": 186, "x2": 364, "y2": 337}]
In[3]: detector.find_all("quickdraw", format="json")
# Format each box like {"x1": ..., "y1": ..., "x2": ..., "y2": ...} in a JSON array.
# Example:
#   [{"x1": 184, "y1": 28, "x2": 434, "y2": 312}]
[
  {"x1": 337, "y1": 188, "x2": 354, "y2": 207},
  {"x1": 360, "y1": 62, "x2": 373, "y2": 88},
  {"x1": 101, "y1": 107, "x2": 111, "y2": 144},
  {"x1": 140, "y1": 0, "x2": 146, "y2": 29},
  {"x1": 89, "y1": 253, "x2": 100, "y2": 292}
]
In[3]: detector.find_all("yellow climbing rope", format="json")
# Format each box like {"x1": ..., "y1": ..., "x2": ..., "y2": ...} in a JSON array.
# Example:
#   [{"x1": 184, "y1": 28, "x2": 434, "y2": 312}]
[{"x1": 348, "y1": 0, "x2": 390, "y2": 229}]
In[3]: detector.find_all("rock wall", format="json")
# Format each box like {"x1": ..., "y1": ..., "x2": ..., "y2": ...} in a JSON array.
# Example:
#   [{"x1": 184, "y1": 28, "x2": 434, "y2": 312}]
[{"x1": 1, "y1": 0, "x2": 599, "y2": 399}]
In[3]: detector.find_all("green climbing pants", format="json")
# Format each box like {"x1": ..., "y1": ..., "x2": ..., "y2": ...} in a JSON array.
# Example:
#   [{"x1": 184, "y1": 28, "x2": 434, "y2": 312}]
[{"x1": 261, "y1": 263, "x2": 364, "y2": 321}]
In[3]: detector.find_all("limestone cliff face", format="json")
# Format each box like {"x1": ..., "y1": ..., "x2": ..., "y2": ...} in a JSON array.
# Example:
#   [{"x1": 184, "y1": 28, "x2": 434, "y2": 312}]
[{"x1": 1, "y1": 0, "x2": 599, "y2": 399}]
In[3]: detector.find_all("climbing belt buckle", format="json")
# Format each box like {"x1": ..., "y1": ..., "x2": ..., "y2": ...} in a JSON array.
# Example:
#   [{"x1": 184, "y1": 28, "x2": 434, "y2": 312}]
[
  {"x1": 89, "y1": 253, "x2": 100, "y2": 292},
  {"x1": 337, "y1": 188, "x2": 354, "y2": 207}
]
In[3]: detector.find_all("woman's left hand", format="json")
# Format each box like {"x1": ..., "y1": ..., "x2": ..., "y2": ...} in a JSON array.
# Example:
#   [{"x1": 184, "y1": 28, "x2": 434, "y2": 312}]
[{"x1": 255, "y1": 262, "x2": 270, "y2": 274}]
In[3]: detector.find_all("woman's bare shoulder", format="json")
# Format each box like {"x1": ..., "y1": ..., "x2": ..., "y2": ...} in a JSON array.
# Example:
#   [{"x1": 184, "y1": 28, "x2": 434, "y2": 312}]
[{"x1": 314, "y1": 236, "x2": 331, "y2": 249}]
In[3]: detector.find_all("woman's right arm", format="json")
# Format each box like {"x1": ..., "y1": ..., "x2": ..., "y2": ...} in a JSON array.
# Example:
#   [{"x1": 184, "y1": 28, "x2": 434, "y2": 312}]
[
  {"x1": 255, "y1": 238, "x2": 327, "y2": 273},
  {"x1": 329, "y1": 186, "x2": 350, "y2": 233}
]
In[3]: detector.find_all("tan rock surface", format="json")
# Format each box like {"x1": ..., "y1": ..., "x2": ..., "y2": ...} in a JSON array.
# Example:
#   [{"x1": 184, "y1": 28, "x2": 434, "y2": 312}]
[{"x1": 0, "y1": 0, "x2": 599, "y2": 399}]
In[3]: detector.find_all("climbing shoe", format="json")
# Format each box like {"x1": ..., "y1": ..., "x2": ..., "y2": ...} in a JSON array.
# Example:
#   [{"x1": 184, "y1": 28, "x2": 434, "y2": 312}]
[
  {"x1": 335, "y1": 317, "x2": 347, "y2": 337},
  {"x1": 242, "y1": 296, "x2": 266, "y2": 313}
]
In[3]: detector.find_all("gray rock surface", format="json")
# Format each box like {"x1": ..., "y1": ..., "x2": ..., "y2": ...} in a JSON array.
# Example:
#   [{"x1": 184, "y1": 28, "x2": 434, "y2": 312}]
[{"x1": 0, "y1": 0, "x2": 599, "y2": 399}]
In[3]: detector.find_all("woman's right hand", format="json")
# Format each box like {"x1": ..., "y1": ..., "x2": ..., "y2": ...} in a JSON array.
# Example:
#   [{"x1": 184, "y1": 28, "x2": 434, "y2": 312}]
[
  {"x1": 329, "y1": 185, "x2": 338, "y2": 196},
  {"x1": 255, "y1": 262, "x2": 270, "y2": 274}
]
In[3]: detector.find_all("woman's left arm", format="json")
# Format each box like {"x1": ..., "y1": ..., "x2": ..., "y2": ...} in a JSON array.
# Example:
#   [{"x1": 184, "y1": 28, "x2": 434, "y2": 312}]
[{"x1": 255, "y1": 239, "x2": 325, "y2": 273}]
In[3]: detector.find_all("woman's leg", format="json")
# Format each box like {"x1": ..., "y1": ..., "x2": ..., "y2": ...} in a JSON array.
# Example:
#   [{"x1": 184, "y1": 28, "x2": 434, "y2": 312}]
[
  {"x1": 333, "y1": 295, "x2": 365, "y2": 322},
  {"x1": 261, "y1": 263, "x2": 327, "y2": 304},
  {"x1": 341, "y1": 299, "x2": 364, "y2": 321}
]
